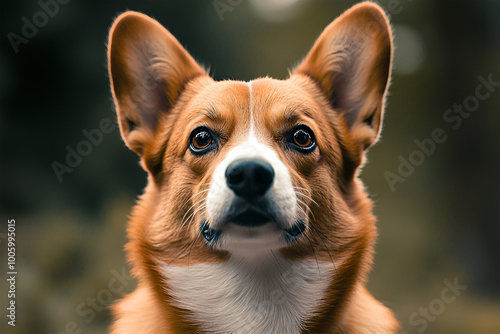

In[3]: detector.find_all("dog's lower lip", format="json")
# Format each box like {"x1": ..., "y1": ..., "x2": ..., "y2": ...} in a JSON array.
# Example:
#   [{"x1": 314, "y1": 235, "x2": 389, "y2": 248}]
[{"x1": 229, "y1": 211, "x2": 270, "y2": 227}]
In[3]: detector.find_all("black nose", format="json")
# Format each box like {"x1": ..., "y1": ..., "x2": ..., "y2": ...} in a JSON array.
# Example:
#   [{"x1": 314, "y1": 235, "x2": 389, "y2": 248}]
[{"x1": 225, "y1": 158, "x2": 274, "y2": 200}]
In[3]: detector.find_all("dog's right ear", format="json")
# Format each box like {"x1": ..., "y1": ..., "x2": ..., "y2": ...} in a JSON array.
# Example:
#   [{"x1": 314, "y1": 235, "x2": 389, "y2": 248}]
[
  {"x1": 294, "y1": 2, "x2": 392, "y2": 151},
  {"x1": 108, "y1": 11, "x2": 207, "y2": 155}
]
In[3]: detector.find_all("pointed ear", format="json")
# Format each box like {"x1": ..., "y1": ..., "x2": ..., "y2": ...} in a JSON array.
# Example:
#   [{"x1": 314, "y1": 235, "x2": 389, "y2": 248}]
[
  {"x1": 108, "y1": 11, "x2": 207, "y2": 155},
  {"x1": 295, "y1": 2, "x2": 393, "y2": 150}
]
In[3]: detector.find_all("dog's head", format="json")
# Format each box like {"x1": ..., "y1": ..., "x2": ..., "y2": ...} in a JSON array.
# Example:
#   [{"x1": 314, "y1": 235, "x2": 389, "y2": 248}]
[{"x1": 108, "y1": 2, "x2": 392, "y2": 264}]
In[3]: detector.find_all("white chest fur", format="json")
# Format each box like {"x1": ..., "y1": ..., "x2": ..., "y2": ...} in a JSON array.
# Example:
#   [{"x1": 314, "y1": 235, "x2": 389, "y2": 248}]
[{"x1": 161, "y1": 255, "x2": 333, "y2": 334}]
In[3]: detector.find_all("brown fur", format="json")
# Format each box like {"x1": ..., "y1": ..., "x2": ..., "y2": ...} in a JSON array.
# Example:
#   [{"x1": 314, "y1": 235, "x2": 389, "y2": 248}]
[{"x1": 108, "y1": 2, "x2": 399, "y2": 333}]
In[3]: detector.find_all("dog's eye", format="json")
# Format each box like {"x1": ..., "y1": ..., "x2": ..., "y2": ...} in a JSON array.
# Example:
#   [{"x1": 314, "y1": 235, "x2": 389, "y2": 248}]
[
  {"x1": 293, "y1": 129, "x2": 312, "y2": 147},
  {"x1": 288, "y1": 126, "x2": 316, "y2": 153},
  {"x1": 189, "y1": 127, "x2": 214, "y2": 154},
  {"x1": 192, "y1": 131, "x2": 211, "y2": 149}
]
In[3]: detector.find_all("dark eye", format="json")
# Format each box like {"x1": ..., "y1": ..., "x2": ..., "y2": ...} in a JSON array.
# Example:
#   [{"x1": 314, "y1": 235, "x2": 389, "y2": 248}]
[
  {"x1": 192, "y1": 131, "x2": 211, "y2": 149},
  {"x1": 288, "y1": 126, "x2": 316, "y2": 153},
  {"x1": 189, "y1": 127, "x2": 214, "y2": 154},
  {"x1": 293, "y1": 129, "x2": 312, "y2": 147}
]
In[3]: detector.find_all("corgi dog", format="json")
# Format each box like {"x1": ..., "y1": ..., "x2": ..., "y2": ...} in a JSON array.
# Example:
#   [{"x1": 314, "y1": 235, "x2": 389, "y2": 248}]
[{"x1": 107, "y1": 2, "x2": 399, "y2": 333}]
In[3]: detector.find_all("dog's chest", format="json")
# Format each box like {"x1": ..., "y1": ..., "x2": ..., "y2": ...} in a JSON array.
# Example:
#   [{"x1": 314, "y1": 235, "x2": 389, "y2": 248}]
[{"x1": 161, "y1": 257, "x2": 332, "y2": 334}]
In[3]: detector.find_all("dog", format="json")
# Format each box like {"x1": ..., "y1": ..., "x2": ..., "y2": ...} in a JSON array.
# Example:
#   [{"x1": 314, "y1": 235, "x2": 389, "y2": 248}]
[{"x1": 107, "y1": 2, "x2": 399, "y2": 333}]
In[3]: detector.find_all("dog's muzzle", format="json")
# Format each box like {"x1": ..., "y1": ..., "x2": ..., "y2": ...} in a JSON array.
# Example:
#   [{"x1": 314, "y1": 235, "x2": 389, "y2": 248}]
[
  {"x1": 202, "y1": 157, "x2": 305, "y2": 245},
  {"x1": 221, "y1": 157, "x2": 275, "y2": 229}
]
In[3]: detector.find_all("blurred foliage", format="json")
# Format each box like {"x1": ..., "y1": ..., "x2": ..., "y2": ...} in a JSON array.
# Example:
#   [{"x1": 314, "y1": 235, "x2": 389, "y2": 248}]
[{"x1": 0, "y1": 0, "x2": 499, "y2": 333}]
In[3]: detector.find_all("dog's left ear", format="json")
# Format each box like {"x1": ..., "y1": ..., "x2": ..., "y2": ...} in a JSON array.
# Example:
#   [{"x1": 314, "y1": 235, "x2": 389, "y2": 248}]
[{"x1": 295, "y1": 2, "x2": 393, "y2": 150}]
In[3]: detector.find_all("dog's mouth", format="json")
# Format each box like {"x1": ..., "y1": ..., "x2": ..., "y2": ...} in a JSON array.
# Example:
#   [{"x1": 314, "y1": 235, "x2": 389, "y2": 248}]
[
  {"x1": 201, "y1": 212, "x2": 306, "y2": 247},
  {"x1": 229, "y1": 210, "x2": 270, "y2": 227}
]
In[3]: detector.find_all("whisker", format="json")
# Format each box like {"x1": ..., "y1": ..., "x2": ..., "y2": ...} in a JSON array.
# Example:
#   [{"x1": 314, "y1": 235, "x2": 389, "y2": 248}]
[
  {"x1": 295, "y1": 191, "x2": 320, "y2": 208},
  {"x1": 170, "y1": 204, "x2": 207, "y2": 266},
  {"x1": 179, "y1": 188, "x2": 208, "y2": 210},
  {"x1": 296, "y1": 202, "x2": 308, "y2": 220},
  {"x1": 159, "y1": 188, "x2": 210, "y2": 223},
  {"x1": 176, "y1": 187, "x2": 210, "y2": 229},
  {"x1": 185, "y1": 204, "x2": 207, "y2": 237},
  {"x1": 309, "y1": 224, "x2": 338, "y2": 275},
  {"x1": 178, "y1": 197, "x2": 207, "y2": 233},
  {"x1": 303, "y1": 229, "x2": 321, "y2": 275},
  {"x1": 187, "y1": 231, "x2": 203, "y2": 267},
  {"x1": 296, "y1": 197, "x2": 316, "y2": 222},
  {"x1": 168, "y1": 238, "x2": 197, "y2": 266},
  {"x1": 309, "y1": 222, "x2": 337, "y2": 246},
  {"x1": 293, "y1": 186, "x2": 311, "y2": 193}
]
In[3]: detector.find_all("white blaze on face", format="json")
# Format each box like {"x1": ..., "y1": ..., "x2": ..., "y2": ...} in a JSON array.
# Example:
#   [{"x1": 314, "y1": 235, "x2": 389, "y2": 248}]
[{"x1": 205, "y1": 81, "x2": 297, "y2": 235}]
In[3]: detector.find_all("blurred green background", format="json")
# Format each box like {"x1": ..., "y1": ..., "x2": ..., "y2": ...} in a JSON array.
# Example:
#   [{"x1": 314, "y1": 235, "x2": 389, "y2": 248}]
[{"x1": 1, "y1": 0, "x2": 499, "y2": 333}]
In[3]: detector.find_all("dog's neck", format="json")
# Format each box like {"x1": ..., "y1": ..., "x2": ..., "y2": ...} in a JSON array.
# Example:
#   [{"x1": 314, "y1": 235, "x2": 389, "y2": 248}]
[{"x1": 161, "y1": 252, "x2": 334, "y2": 334}]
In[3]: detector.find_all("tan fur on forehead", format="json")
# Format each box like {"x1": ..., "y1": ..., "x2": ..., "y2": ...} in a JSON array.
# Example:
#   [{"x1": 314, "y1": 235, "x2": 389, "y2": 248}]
[{"x1": 142, "y1": 78, "x2": 251, "y2": 178}]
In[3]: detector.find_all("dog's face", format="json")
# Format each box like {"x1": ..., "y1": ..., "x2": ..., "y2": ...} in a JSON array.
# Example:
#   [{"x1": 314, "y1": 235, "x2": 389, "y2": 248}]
[
  {"x1": 172, "y1": 78, "x2": 341, "y2": 255},
  {"x1": 108, "y1": 3, "x2": 392, "y2": 265}
]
